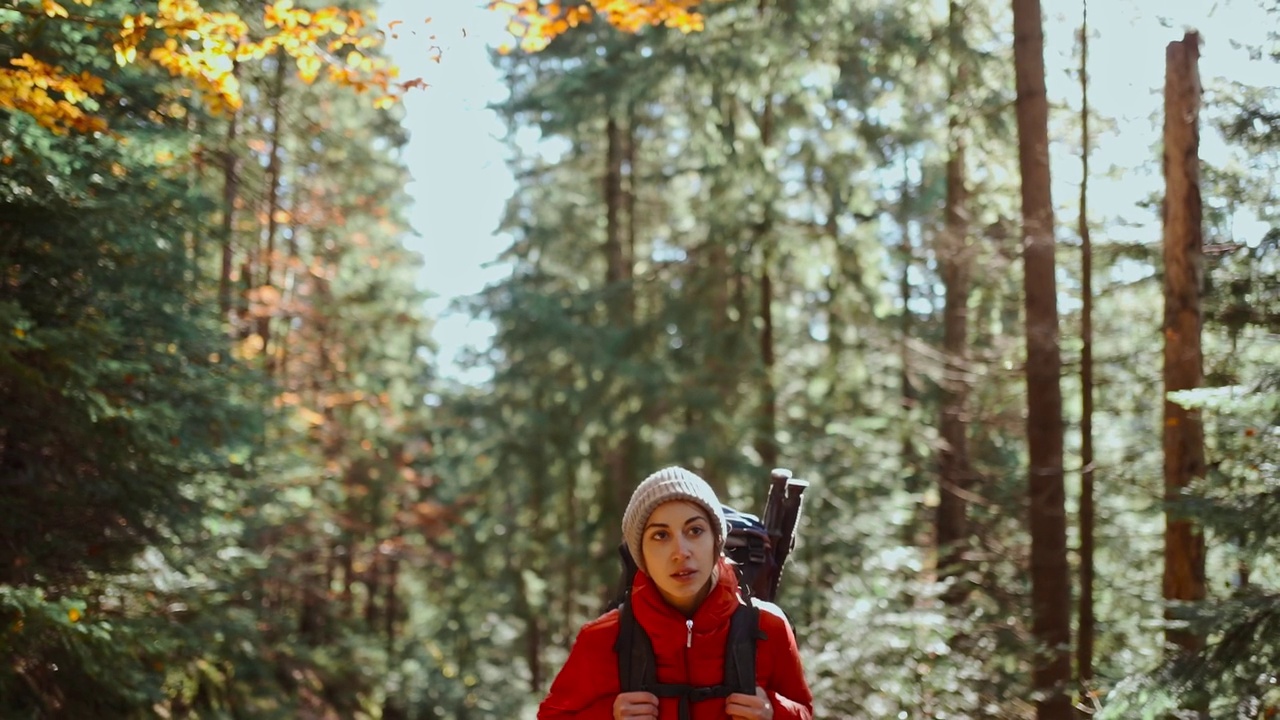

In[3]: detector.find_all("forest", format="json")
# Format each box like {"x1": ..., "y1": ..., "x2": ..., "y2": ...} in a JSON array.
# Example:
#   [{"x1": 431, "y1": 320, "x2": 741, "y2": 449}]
[{"x1": 1, "y1": 0, "x2": 1278, "y2": 718}]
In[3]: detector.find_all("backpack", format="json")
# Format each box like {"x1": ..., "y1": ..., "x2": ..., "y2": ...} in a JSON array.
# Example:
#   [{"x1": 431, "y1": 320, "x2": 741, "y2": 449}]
[
  {"x1": 721, "y1": 505, "x2": 778, "y2": 601},
  {"x1": 607, "y1": 469, "x2": 809, "y2": 716}
]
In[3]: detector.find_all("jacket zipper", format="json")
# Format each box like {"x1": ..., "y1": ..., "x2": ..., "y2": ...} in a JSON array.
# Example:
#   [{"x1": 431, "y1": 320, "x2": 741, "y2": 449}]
[{"x1": 682, "y1": 618, "x2": 695, "y2": 720}]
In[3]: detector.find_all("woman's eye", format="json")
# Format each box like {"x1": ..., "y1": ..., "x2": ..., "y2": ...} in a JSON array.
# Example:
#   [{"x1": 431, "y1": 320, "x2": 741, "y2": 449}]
[{"x1": 651, "y1": 531, "x2": 668, "y2": 541}]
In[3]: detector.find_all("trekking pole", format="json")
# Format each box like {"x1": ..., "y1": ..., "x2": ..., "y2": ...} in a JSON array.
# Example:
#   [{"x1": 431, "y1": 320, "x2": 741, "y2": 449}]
[
  {"x1": 767, "y1": 474, "x2": 809, "y2": 600},
  {"x1": 762, "y1": 467, "x2": 791, "y2": 550}
]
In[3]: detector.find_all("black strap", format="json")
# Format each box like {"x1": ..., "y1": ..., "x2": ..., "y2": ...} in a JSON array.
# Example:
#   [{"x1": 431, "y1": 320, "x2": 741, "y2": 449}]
[
  {"x1": 616, "y1": 597, "x2": 654, "y2": 692},
  {"x1": 725, "y1": 601, "x2": 759, "y2": 695},
  {"x1": 615, "y1": 597, "x2": 761, "y2": 720}
]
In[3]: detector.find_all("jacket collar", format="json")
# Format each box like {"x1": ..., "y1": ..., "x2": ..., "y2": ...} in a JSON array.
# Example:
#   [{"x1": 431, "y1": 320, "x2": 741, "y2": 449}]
[{"x1": 631, "y1": 557, "x2": 742, "y2": 638}]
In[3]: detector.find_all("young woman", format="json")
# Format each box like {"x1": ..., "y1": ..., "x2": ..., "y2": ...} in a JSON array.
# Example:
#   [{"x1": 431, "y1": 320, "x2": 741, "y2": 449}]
[{"x1": 538, "y1": 466, "x2": 814, "y2": 720}]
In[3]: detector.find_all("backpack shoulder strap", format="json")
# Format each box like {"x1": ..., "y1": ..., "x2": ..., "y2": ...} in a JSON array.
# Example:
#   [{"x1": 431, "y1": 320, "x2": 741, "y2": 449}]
[
  {"x1": 617, "y1": 594, "x2": 764, "y2": 699},
  {"x1": 724, "y1": 599, "x2": 762, "y2": 696},
  {"x1": 615, "y1": 599, "x2": 655, "y2": 692}
]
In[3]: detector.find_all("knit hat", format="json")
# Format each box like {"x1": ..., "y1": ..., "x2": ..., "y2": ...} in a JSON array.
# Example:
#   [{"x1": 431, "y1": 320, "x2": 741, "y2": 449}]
[{"x1": 622, "y1": 466, "x2": 727, "y2": 575}]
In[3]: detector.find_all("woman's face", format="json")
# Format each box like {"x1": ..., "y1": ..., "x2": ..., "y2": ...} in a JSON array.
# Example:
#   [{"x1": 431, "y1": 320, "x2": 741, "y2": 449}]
[{"x1": 640, "y1": 500, "x2": 717, "y2": 613}]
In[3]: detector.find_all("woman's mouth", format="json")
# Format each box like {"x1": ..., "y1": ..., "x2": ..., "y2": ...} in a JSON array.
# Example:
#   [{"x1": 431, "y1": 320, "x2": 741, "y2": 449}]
[{"x1": 671, "y1": 568, "x2": 698, "y2": 584}]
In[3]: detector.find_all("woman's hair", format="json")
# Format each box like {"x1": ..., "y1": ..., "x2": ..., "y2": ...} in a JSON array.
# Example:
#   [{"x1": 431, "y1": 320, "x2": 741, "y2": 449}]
[{"x1": 620, "y1": 466, "x2": 727, "y2": 575}]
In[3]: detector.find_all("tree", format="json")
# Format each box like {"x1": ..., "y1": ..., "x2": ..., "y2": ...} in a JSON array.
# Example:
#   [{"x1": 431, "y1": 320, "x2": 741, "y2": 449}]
[
  {"x1": 0, "y1": 10, "x2": 257, "y2": 710},
  {"x1": 493, "y1": 0, "x2": 708, "y2": 52},
  {"x1": 1011, "y1": 0, "x2": 1071, "y2": 717},
  {"x1": 936, "y1": 0, "x2": 974, "y2": 604},
  {"x1": 0, "y1": 0, "x2": 451, "y2": 713},
  {"x1": 1161, "y1": 30, "x2": 1207, "y2": 708},
  {"x1": 1076, "y1": 0, "x2": 1096, "y2": 699},
  {"x1": 0, "y1": 0, "x2": 413, "y2": 134}
]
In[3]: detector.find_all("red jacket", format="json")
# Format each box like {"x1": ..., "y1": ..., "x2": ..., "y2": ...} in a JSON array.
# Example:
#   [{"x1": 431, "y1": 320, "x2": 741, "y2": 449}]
[{"x1": 538, "y1": 558, "x2": 814, "y2": 720}]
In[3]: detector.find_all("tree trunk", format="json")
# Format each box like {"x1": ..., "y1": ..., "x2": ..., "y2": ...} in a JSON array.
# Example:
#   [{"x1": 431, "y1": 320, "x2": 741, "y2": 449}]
[
  {"x1": 258, "y1": 49, "x2": 288, "y2": 363},
  {"x1": 754, "y1": 0, "x2": 779, "y2": 473},
  {"x1": 365, "y1": 543, "x2": 381, "y2": 629},
  {"x1": 823, "y1": 192, "x2": 843, "y2": 369},
  {"x1": 602, "y1": 112, "x2": 635, "y2": 524},
  {"x1": 298, "y1": 546, "x2": 325, "y2": 645},
  {"x1": 563, "y1": 465, "x2": 579, "y2": 645},
  {"x1": 1076, "y1": 0, "x2": 1097, "y2": 703},
  {"x1": 937, "y1": 0, "x2": 973, "y2": 603},
  {"x1": 384, "y1": 549, "x2": 399, "y2": 643},
  {"x1": 624, "y1": 106, "x2": 639, "y2": 320},
  {"x1": 276, "y1": 180, "x2": 304, "y2": 390},
  {"x1": 1162, "y1": 30, "x2": 1207, "y2": 689},
  {"x1": 1012, "y1": 0, "x2": 1072, "y2": 716},
  {"x1": 218, "y1": 93, "x2": 240, "y2": 324},
  {"x1": 515, "y1": 437, "x2": 549, "y2": 689},
  {"x1": 757, "y1": 246, "x2": 778, "y2": 471},
  {"x1": 897, "y1": 164, "x2": 920, "y2": 495},
  {"x1": 604, "y1": 114, "x2": 627, "y2": 296},
  {"x1": 237, "y1": 257, "x2": 254, "y2": 339}
]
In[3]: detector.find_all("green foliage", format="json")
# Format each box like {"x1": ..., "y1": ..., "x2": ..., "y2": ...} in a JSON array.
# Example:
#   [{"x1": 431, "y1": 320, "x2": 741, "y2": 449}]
[
  {"x1": 1100, "y1": 371, "x2": 1280, "y2": 719},
  {"x1": 1, "y1": 0, "x2": 443, "y2": 715},
  {"x1": 3, "y1": 0, "x2": 1279, "y2": 716},
  {"x1": 0, "y1": 113, "x2": 244, "y2": 585},
  {"x1": 1099, "y1": 10, "x2": 1280, "y2": 706}
]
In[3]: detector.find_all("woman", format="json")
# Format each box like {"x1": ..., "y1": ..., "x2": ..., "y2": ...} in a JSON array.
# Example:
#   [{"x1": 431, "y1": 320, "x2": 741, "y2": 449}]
[{"x1": 538, "y1": 466, "x2": 814, "y2": 720}]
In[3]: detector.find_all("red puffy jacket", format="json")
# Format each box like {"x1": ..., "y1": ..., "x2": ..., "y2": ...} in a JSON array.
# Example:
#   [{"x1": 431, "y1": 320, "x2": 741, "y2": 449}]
[{"x1": 538, "y1": 558, "x2": 814, "y2": 720}]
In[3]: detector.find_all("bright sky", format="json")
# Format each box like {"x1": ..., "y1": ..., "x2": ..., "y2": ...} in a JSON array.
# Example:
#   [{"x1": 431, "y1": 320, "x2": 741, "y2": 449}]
[
  {"x1": 377, "y1": 0, "x2": 1275, "y2": 383},
  {"x1": 379, "y1": 1, "x2": 514, "y2": 384}
]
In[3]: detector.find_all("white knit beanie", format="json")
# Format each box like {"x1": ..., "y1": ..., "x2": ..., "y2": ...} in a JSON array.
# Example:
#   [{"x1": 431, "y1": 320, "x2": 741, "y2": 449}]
[{"x1": 621, "y1": 466, "x2": 727, "y2": 575}]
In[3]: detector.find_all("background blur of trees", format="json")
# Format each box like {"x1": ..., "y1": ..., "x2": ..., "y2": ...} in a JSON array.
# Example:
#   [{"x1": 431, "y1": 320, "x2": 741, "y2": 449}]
[{"x1": 1, "y1": 0, "x2": 1277, "y2": 718}]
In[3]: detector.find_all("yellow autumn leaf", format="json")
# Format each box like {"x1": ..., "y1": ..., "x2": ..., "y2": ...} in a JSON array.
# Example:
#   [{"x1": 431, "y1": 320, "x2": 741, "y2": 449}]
[
  {"x1": 496, "y1": 0, "x2": 709, "y2": 50},
  {"x1": 235, "y1": 335, "x2": 264, "y2": 360},
  {"x1": 114, "y1": 44, "x2": 138, "y2": 65},
  {"x1": 296, "y1": 53, "x2": 322, "y2": 83},
  {"x1": 298, "y1": 407, "x2": 325, "y2": 426},
  {"x1": 41, "y1": 0, "x2": 69, "y2": 18},
  {"x1": 2, "y1": 1, "x2": 426, "y2": 130}
]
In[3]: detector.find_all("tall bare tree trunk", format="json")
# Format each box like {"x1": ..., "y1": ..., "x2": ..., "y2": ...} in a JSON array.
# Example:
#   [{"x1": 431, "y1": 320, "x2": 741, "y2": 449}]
[
  {"x1": 754, "y1": 0, "x2": 779, "y2": 473},
  {"x1": 1162, "y1": 32, "x2": 1207, "y2": 714},
  {"x1": 562, "y1": 465, "x2": 579, "y2": 645},
  {"x1": 259, "y1": 50, "x2": 288, "y2": 362},
  {"x1": 603, "y1": 112, "x2": 635, "y2": 521},
  {"x1": 1012, "y1": 1, "x2": 1072, "y2": 716},
  {"x1": 623, "y1": 106, "x2": 639, "y2": 321},
  {"x1": 757, "y1": 243, "x2": 778, "y2": 471},
  {"x1": 218, "y1": 89, "x2": 241, "y2": 324},
  {"x1": 897, "y1": 164, "x2": 918, "y2": 491},
  {"x1": 700, "y1": 88, "x2": 737, "y2": 495},
  {"x1": 823, "y1": 191, "x2": 844, "y2": 369},
  {"x1": 276, "y1": 180, "x2": 304, "y2": 390},
  {"x1": 1076, "y1": 0, "x2": 1097, "y2": 703},
  {"x1": 937, "y1": 0, "x2": 973, "y2": 604}
]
